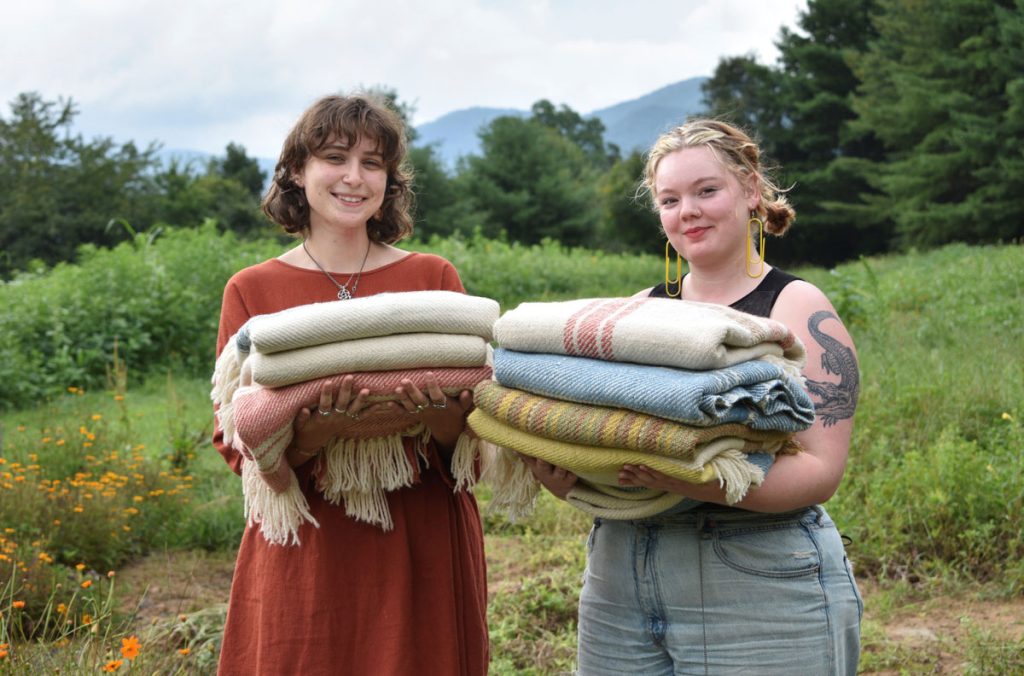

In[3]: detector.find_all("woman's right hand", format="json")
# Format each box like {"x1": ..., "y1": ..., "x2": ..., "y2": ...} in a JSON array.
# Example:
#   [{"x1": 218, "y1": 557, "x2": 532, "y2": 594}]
[
  {"x1": 519, "y1": 455, "x2": 578, "y2": 500},
  {"x1": 285, "y1": 375, "x2": 386, "y2": 467}
]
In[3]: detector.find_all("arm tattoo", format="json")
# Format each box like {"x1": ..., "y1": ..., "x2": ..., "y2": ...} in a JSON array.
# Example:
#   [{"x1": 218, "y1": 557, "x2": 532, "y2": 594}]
[{"x1": 804, "y1": 310, "x2": 859, "y2": 427}]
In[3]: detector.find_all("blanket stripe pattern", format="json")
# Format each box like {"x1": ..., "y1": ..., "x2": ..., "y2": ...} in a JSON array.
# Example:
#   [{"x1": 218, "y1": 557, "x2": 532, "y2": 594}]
[
  {"x1": 211, "y1": 292, "x2": 500, "y2": 545},
  {"x1": 472, "y1": 298, "x2": 814, "y2": 520},
  {"x1": 491, "y1": 349, "x2": 815, "y2": 432},
  {"x1": 473, "y1": 381, "x2": 793, "y2": 456},
  {"x1": 493, "y1": 297, "x2": 805, "y2": 374}
]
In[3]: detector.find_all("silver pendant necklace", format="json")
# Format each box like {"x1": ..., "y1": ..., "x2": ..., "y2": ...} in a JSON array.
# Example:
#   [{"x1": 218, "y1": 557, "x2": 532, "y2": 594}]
[{"x1": 302, "y1": 239, "x2": 371, "y2": 300}]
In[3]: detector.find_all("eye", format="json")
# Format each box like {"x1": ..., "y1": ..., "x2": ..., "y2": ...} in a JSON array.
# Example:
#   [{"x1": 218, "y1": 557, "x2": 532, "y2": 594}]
[
  {"x1": 363, "y1": 159, "x2": 383, "y2": 169},
  {"x1": 659, "y1": 196, "x2": 678, "y2": 208},
  {"x1": 699, "y1": 186, "x2": 719, "y2": 196}
]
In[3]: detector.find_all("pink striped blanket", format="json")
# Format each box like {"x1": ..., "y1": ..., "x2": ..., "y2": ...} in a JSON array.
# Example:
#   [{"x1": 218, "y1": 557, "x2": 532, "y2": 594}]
[
  {"x1": 231, "y1": 366, "x2": 493, "y2": 473},
  {"x1": 493, "y1": 297, "x2": 805, "y2": 373}
]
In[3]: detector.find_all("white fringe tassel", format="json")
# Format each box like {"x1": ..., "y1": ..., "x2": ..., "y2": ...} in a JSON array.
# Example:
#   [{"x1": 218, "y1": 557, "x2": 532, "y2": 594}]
[
  {"x1": 481, "y1": 446, "x2": 540, "y2": 520},
  {"x1": 341, "y1": 488, "x2": 393, "y2": 530},
  {"x1": 241, "y1": 459, "x2": 319, "y2": 546},
  {"x1": 450, "y1": 433, "x2": 480, "y2": 492},
  {"x1": 707, "y1": 449, "x2": 766, "y2": 504}
]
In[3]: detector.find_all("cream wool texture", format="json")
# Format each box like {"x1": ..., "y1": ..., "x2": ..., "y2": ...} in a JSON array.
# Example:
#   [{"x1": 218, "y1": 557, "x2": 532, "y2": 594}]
[
  {"x1": 494, "y1": 296, "x2": 806, "y2": 376},
  {"x1": 211, "y1": 292, "x2": 499, "y2": 546}
]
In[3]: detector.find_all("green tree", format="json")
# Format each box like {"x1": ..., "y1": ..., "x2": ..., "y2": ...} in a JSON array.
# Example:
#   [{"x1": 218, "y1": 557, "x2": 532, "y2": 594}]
[
  {"x1": 457, "y1": 115, "x2": 600, "y2": 246},
  {"x1": 0, "y1": 93, "x2": 159, "y2": 277},
  {"x1": 595, "y1": 150, "x2": 662, "y2": 253},
  {"x1": 530, "y1": 99, "x2": 619, "y2": 167},
  {"x1": 851, "y1": 0, "x2": 1023, "y2": 247},
  {"x1": 209, "y1": 142, "x2": 266, "y2": 198},
  {"x1": 702, "y1": 0, "x2": 889, "y2": 266}
]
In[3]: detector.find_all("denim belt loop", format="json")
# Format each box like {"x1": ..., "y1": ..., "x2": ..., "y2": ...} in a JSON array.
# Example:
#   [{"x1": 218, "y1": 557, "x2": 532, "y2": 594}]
[{"x1": 812, "y1": 504, "x2": 825, "y2": 525}]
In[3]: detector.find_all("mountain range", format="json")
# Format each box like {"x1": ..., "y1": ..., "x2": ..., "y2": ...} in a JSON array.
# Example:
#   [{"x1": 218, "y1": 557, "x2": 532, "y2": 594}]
[
  {"x1": 416, "y1": 76, "x2": 708, "y2": 166},
  {"x1": 159, "y1": 76, "x2": 708, "y2": 176}
]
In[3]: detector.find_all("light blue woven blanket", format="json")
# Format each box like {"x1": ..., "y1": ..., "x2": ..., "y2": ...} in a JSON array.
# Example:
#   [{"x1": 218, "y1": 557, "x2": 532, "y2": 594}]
[{"x1": 493, "y1": 349, "x2": 815, "y2": 433}]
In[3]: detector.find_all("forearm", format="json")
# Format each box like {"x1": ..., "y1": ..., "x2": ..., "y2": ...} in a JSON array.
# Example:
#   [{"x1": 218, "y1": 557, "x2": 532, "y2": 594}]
[{"x1": 682, "y1": 450, "x2": 845, "y2": 512}]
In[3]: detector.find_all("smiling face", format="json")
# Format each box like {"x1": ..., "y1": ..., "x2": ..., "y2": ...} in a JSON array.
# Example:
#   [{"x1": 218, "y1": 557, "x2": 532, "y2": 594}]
[
  {"x1": 295, "y1": 135, "x2": 388, "y2": 234},
  {"x1": 654, "y1": 146, "x2": 759, "y2": 267}
]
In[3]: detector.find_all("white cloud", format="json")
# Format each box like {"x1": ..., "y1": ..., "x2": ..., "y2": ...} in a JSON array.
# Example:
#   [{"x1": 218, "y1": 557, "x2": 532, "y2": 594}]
[{"x1": 1, "y1": 0, "x2": 805, "y2": 157}]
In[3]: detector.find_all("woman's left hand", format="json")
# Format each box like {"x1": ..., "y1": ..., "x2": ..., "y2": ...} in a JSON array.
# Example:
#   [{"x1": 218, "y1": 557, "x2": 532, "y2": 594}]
[
  {"x1": 387, "y1": 373, "x2": 473, "y2": 452},
  {"x1": 619, "y1": 464, "x2": 696, "y2": 495}
]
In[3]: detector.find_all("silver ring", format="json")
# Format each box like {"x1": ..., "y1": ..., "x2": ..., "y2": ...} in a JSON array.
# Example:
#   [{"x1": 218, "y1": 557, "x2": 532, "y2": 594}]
[
  {"x1": 317, "y1": 408, "x2": 331, "y2": 417},
  {"x1": 343, "y1": 409, "x2": 360, "y2": 420},
  {"x1": 431, "y1": 398, "x2": 447, "y2": 409},
  {"x1": 413, "y1": 403, "x2": 427, "y2": 414}
]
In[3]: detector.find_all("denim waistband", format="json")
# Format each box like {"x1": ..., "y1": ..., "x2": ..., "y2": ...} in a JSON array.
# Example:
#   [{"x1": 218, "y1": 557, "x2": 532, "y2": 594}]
[{"x1": 615, "y1": 504, "x2": 826, "y2": 529}]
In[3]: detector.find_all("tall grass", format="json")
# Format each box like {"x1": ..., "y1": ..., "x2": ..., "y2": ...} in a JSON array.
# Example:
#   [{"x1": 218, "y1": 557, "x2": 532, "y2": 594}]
[{"x1": 1, "y1": 234, "x2": 1021, "y2": 671}]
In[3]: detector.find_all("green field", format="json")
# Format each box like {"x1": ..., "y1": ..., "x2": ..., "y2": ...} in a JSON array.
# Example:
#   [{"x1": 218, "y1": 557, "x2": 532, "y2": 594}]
[{"x1": 1, "y1": 233, "x2": 1022, "y2": 673}]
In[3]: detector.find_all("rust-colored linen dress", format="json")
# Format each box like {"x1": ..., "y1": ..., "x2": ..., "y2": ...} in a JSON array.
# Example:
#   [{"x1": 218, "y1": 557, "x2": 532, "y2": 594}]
[{"x1": 213, "y1": 253, "x2": 489, "y2": 676}]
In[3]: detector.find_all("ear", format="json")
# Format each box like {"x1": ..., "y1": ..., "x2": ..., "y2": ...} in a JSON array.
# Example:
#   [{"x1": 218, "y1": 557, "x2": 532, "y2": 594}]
[{"x1": 745, "y1": 174, "x2": 761, "y2": 212}]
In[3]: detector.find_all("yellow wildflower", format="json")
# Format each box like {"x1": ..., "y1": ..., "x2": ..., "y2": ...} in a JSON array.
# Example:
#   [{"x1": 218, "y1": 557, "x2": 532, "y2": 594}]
[
  {"x1": 91, "y1": 414, "x2": 102, "y2": 421},
  {"x1": 1002, "y1": 412, "x2": 1014, "y2": 421}
]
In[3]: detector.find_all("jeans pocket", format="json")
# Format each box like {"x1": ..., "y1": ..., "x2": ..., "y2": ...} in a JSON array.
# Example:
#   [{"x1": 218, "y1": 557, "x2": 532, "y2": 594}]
[{"x1": 713, "y1": 522, "x2": 821, "y2": 578}]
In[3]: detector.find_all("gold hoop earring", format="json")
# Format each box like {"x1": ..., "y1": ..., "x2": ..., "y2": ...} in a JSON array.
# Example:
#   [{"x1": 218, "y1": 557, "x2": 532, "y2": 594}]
[
  {"x1": 665, "y1": 240, "x2": 682, "y2": 297},
  {"x1": 745, "y1": 214, "x2": 765, "y2": 279}
]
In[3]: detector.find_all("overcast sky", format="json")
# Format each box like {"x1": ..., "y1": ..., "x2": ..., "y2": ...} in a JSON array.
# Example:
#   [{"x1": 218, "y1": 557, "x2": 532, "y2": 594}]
[{"x1": 2, "y1": 0, "x2": 806, "y2": 158}]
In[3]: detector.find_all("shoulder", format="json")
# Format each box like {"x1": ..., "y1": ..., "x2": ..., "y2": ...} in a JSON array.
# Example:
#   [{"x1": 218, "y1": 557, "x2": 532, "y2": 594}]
[
  {"x1": 773, "y1": 280, "x2": 856, "y2": 351},
  {"x1": 634, "y1": 286, "x2": 655, "y2": 298},
  {"x1": 224, "y1": 258, "x2": 286, "y2": 292},
  {"x1": 391, "y1": 251, "x2": 466, "y2": 293}
]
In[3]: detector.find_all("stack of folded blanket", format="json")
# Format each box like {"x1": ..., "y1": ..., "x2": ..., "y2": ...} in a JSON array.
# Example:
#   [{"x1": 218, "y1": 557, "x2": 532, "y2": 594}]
[
  {"x1": 468, "y1": 297, "x2": 815, "y2": 520},
  {"x1": 211, "y1": 290, "x2": 500, "y2": 544}
]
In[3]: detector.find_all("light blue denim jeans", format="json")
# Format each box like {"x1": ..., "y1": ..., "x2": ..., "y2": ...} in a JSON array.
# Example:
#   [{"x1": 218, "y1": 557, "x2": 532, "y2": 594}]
[{"x1": 577, "y1": 506, "x2": 862, "y2": 675}]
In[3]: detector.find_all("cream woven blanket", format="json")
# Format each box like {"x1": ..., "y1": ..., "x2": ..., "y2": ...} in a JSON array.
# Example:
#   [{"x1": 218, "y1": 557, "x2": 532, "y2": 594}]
[
  {"x1": 246, "y1": 290, "x2": 499, "y2": 353},
  {"x1": 248, "y1": 333, "x2": 491, "y2": 388},
  {"x1": 494, "y1": 297, "x2": 805, "y2": 374}
]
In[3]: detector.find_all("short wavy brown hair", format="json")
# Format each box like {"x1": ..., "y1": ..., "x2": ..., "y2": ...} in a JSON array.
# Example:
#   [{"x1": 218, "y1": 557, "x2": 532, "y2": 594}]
[{"x1": 261, "y1": 93, "x2": 414, "y2": 243}]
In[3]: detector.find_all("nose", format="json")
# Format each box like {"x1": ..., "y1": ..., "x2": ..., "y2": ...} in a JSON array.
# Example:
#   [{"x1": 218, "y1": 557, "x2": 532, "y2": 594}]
[
  {"x1": 342, "y1": 158, "x2": 363, "y2": 185},
  {"x1": 680, "y1": 196, "x2": 701, "y2": 220}
]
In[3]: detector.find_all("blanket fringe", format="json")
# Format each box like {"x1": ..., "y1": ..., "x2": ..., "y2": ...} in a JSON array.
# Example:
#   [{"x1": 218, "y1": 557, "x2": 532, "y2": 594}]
[
  {"x1": 319, "y1": 434, "x2": 415, "y2": 497},
  {"x1": 340, "y1": 488, "x2": 393, "y2": 530},
  {"x1": 451, "y1": 433, "x2": 480, "y2": 492},
  {"x1": 482, "y1": 446, "x2": 540, "y2": 520},
  {"x1": 241, "y1": 459, "x2": 318, "y2": 546},
  {"x1": 211, "y1": 337, "x2": 246, "y2": 443},
  {"x1": 708, "y1": 449, "x2": 767, "y2": 504}
]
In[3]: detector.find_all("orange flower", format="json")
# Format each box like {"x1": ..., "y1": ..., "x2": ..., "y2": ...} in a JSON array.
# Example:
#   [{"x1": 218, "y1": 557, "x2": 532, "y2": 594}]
[
  {"x1": 0, "y1": 649, "x2": 8, "y2": 659},
  {"x1": 82, "y1": 613, "x2": 93, "y2": 625},
  {"x1": 57, "y1": 603, "x2": 67, "y2": 614},
  {"x1": 81, "y1": 580, "x2": 93, "y2": 589},
  {"x1": 11, "y1": 601, "x2": 25, "y2": 609},
  {"x1": 75, "y1": 562, "x2": 86, "y2": 571},
  {"x1": 101, "y1": 659, "x2": 122, "y2": 672},
  {"x1": 178, "y1": 648, "x2": 191, "y2": 655},
  {"x1": 120, "y1": 635, "x2": 141, "y2": 660}
]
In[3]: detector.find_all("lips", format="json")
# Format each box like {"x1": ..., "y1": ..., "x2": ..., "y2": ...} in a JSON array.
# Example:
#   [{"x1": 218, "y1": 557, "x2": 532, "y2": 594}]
[
  {"x1": 332, "y1": 193, "x2": 366, "y2": 205},
  {"x1": 683, "y1": 226, "x2": 711, "y2": 238}
]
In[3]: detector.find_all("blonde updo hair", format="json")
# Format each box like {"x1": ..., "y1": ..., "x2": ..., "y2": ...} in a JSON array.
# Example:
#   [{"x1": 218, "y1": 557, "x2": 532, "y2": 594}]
[
  {"x1": 640, "y1": 118, "x2": 794, "y2": 236},
  {"x1": 261, "y1": 93, "x2": 414, "y2": 243}
]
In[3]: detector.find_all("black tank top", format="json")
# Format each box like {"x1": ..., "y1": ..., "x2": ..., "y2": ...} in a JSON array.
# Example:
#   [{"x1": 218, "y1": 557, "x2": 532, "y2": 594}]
[{"x1": 648, "y1": 267, "x2": 801, "y2": 319}]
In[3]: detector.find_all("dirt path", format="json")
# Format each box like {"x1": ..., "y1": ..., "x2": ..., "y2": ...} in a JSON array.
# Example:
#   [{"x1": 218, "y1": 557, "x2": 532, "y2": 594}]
[{"x1": 117, "y1": 549, "x2": 1024, "y2": 674}]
